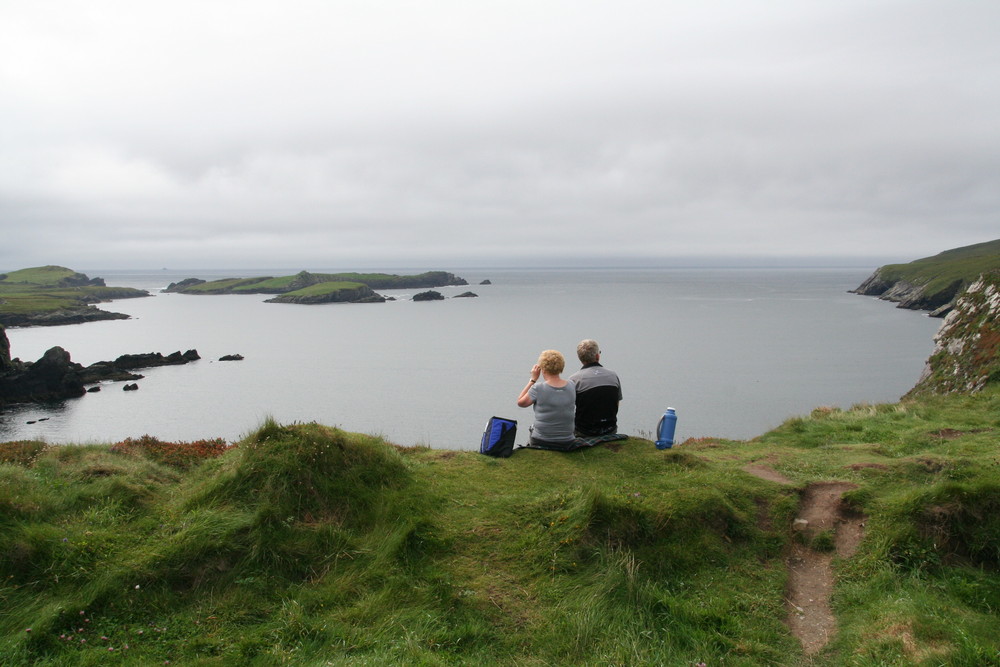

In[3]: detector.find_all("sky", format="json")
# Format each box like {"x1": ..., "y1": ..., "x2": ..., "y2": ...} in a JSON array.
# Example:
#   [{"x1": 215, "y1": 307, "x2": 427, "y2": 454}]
[{"x1": 1, "y1": 0, "x2": 998, "y2": 270}]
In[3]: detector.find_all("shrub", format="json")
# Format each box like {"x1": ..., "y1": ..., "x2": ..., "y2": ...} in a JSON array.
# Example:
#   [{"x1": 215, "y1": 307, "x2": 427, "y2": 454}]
[{"x1": 110, "y1": 435, "x2": 233, "y2": 469}]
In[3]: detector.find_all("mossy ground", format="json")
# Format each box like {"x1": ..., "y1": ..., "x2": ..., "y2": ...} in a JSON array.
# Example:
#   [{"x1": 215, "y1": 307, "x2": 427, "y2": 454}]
[{"x1": 1, "y1": 390, "x2": 999, "y2": 666}]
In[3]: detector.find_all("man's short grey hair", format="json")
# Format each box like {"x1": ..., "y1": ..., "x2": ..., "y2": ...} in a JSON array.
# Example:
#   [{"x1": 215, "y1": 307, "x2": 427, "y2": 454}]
[{"x1": 577, "y1": 339, "x2": 600, "y2": 364}]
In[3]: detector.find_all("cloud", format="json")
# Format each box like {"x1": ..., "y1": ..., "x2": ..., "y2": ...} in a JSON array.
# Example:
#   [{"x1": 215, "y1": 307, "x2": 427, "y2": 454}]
[{"x1": 2, "y1": 0, "x2": 999, "y2": 269}]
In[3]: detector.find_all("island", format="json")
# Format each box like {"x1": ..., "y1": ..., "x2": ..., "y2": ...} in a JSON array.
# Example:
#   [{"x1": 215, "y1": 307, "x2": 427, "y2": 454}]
[
  {"x1": 164, "y1": 270, "x2": 468, "y2": 304},
  {"x1": 0, "y1": 265, "x2": 150, "y2": 327}
]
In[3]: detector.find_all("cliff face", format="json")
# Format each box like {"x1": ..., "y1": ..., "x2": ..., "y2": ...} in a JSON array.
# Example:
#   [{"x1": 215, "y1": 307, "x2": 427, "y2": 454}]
[
  {"x1": 908, "y1": 270, "x2": 1000, "y2": 397},
  {"x1": 852, "y1": 270, "x2": 963, "y2": 315}
]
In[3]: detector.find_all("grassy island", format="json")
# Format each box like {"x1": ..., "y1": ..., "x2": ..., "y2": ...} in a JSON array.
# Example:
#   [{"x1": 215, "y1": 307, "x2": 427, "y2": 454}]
[
  {"x1": 164, "y1": 270, "x2": 468, "y2": 301},
  {"x1": 0, "y1": 266, "x2": 149, "y2": 327}
]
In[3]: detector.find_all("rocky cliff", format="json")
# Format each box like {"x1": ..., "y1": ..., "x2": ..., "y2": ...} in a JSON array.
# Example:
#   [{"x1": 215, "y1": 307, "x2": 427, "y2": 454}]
[
  {"x1": 852, "y1": 271, "x2": 963, "y2": 315},
  {"x1": 907, "y1": 270, "x2": 1000, "y2": 396}
]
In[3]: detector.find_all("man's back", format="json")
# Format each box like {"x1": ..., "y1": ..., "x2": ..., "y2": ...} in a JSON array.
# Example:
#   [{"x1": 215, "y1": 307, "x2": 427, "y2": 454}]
[{"x1": 569, "y1": 363, "x2": 622, "y2": 436}]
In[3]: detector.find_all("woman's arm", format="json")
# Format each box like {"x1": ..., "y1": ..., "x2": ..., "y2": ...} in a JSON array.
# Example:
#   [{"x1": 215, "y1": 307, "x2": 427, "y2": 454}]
[{"x1": 517, "y1": 364, "x2": 542, "y2": 407}]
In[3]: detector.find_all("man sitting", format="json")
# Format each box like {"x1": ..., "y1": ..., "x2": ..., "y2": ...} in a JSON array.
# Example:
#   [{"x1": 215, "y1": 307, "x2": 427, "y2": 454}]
[{"x1": 568, "y1": 339, "x2": 622, "y2": 436}]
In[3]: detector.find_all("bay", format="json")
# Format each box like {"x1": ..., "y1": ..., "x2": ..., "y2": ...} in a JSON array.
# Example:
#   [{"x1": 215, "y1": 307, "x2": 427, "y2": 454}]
[{"x1": 1, "y1": 267, "x2": 941, "y2": 448}]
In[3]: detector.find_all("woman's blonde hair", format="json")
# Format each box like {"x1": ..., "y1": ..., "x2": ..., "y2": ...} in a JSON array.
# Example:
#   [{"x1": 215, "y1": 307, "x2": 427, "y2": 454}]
[{"x1": 537, "y1": 349, "x2": 565, "y2": 375}]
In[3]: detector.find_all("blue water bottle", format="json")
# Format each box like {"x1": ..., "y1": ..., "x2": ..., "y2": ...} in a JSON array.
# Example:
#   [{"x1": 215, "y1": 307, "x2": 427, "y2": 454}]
[{"x1": 655, "y1": 408, "x2": 677, "y2": 449}]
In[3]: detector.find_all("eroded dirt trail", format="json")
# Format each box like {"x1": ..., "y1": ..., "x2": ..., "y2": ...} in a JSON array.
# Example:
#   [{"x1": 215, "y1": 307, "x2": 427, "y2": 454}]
[{"x1": 744, "y1": 466, "x2": 866, "y2": 656}]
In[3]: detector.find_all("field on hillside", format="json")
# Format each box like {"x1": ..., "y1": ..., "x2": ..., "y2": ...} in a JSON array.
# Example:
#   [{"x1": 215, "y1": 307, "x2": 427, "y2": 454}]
[{"x1": 2, "y1": 388, "x2": 999, "y2": 666}]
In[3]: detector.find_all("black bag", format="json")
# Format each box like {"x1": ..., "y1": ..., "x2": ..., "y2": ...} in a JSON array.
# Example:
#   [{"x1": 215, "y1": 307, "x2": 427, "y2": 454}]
[{"x1": 480, "y1": 417, "x2": 517, "y2": 458}]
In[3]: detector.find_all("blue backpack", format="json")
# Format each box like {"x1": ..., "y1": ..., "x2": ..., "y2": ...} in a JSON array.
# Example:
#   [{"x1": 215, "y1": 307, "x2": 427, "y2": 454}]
[{"x1": 480, "y1": 417, "x2": 517, "y2": 458}]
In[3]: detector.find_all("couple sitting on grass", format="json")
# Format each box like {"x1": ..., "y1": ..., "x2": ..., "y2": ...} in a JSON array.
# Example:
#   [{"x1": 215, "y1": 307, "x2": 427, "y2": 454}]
[{"x1": 516, "y1": 339, "x2": 623, "y2": 450}]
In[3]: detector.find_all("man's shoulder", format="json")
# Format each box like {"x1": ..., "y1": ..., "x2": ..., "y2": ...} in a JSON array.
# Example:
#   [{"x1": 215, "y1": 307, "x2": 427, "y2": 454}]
[{"x1": 571, "y1": 365, "x2": 620, "y2": 386}]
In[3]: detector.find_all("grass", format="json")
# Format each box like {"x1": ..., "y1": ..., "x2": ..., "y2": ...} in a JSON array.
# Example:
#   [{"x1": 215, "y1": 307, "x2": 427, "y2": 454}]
[{"x1": 1, "y1": 389, "x2": 999, "y2": 665}]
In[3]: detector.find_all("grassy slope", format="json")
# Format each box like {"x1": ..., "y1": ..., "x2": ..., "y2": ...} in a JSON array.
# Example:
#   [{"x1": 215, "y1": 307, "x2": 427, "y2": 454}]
[
  {"x1": 2, "y1": 389, "x2": 999, "y2": 666},
  {"x1": 875, "y1": 239, "x2": 1000, "y2": 296}
]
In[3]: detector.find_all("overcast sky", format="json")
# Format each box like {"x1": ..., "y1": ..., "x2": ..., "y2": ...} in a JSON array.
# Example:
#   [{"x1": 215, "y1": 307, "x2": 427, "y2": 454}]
[{"x1": 2, "y1": 1, "x2": 998, "y2": 270}]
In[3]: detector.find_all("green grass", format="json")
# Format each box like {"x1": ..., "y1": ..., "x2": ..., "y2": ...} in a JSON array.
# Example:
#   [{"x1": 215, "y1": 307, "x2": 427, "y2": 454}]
[{"x1": 2, "y1": 389, "x2": 999, "y2": 665}]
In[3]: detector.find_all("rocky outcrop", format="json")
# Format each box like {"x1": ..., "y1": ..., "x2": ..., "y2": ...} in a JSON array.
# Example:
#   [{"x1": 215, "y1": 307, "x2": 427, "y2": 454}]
[
  {"x1": 412, "y1": 290, "x2": 445, "y2": 301},
  {"x1": 1, "y1": 306, "x2": 132, "y2": 328},
  {"x1": 0, "y1": 325, "x2": 11, "y2": 373},
  {"x1": 908, "y1": 271, "x2": 1000, "y2": 396},
  {"x1": 852, "y1": 270, "x2": 963, "y2": 316},
  {"x1": 0, "y1": 344, "x2": 86, "y2": 404},
  {"x1": 0, "y1": 327, "x2": 201, "y2": 406},
  {"x1": 265, "y1": 285, "x2": 383, "y2": 304},
  {"x1": 454, "y1": 292, "x2": 479, "y2": 298}
]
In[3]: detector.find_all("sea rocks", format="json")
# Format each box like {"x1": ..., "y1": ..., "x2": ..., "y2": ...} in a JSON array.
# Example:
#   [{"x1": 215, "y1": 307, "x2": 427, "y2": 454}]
[
  {"x1": 0, "y1": 343, "x2": 86, "y2": 404},
  {"x1": 111, "y1": 350, "x2": 200, "y2": 370},
  {"x1": 0, "y1": 328, "x2": 201, "y2": 407},
  {"x1": 219, "y1": 354, "x2": 244, "y2": 361},
  {"x1": 122, "y1": 383, "x2": 139, "y2": 391},
  {"x1": 454, "y1": 292, "x2": 479, "y2": 298},
  {"x1": 412, "y1": 290, "x2": 445, "y2": 301},
  {"x1": 265, "y1": 285, "x2": 383, "y2": 304}
]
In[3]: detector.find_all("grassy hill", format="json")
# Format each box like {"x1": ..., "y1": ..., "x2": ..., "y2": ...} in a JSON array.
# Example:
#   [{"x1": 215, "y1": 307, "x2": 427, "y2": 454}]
[
  {"x1": 853, "y1": 239, "x2": 1000, "y2": 313},
  {"x1": 2, "y1": 389, "x2": 999, "y2": 665}
]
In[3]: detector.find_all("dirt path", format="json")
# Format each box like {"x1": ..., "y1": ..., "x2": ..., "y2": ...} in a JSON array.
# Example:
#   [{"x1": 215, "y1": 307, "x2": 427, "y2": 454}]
[{"x1": 744, "y1": 465, "x2": 865, "y2": 656}]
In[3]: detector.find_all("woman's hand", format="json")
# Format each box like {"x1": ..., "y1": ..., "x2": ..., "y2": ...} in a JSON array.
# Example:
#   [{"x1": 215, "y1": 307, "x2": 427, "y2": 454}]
[{"x1": 530, "y1": 364, "x2": 541, "y2": 382}]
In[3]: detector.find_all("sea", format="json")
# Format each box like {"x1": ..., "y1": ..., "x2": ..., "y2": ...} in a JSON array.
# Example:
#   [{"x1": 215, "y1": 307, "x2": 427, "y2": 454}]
[{"x1": 0, "y1": 267, "x2": 942, "y2": 449}]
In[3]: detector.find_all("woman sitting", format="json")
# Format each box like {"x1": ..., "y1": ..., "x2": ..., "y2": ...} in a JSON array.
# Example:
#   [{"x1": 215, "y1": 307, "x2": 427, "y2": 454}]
[{"x1": 517, "y1": 349, "x2": 577, "y2": 449}]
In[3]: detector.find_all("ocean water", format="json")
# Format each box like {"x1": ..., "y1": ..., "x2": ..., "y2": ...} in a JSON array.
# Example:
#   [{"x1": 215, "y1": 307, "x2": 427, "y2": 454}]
[{"x1": 1, "y1": 267, "x2": 941, "y2": 448}]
